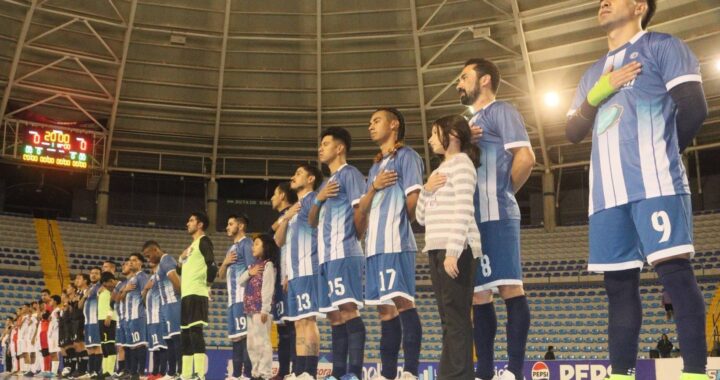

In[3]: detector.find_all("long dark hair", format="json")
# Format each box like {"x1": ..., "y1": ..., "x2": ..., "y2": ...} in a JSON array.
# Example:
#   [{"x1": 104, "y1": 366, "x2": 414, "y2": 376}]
[
  {"x1": 432, "y1": 115, "x2": 480, "y2": 167},
  {"x1": 253, "y1": 233, "x2": 279, "y2": 269}
]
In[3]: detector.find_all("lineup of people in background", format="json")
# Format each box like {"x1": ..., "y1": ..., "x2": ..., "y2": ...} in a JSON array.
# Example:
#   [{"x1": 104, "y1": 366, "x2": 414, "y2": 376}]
[{"x1": 0, "y1": 1, "x2": 712, "y2": 380}]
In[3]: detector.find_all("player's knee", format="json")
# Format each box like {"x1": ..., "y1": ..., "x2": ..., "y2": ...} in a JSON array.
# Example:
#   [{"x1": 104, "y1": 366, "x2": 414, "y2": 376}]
[
  {"x1": 189, "y1": 326, "x2": 205, "y2": 353},
  {"x1": 393, "y1": 296, "x2": 414, "y2": 312},
  {"x1": 326, "y1": 310, "x2": 344, "y2": 326},
  {"x1": 473, "y1": 290, "x2": 493, "y2": 305},
  {"x1": 376, "y1": 304, "x2": 398, "y2": 320},
  {"x1": 498, "y1": 285, "x2": 525, "y2": 300},
  {"x1": 338, "y1": 303, "x2": 359, "y2": 321}
]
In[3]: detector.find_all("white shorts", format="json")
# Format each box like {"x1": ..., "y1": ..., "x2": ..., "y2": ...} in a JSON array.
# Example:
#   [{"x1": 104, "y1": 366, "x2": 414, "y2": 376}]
[{"x1": 48, "y1": 332, "x2": 60, "y2": 354}]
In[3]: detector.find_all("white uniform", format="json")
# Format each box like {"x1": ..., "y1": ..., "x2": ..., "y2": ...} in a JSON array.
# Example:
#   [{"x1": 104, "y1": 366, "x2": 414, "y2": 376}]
[
  {"x1": 48, "y1": 308, "x2": 60, "y2": 354},
  {"x1": 17, "y1": 316, "x2": 29, "y2": 355}
]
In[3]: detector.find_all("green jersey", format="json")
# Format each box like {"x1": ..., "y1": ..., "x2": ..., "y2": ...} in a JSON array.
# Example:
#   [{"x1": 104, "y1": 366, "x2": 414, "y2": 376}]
[{"x1": 179, "y1": 235, "x2": 216, "y2": 298}]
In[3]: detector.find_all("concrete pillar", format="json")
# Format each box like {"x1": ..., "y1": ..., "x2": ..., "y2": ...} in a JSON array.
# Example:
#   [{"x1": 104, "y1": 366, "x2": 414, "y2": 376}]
[
  {"x1": 207, "y1": 179, "x2": 218, "y2": 232},
  {"x1": 95, "y1": 173, "x2": 110, "y2": 227},
  {"x1": 542, "y1": 170, "x2": 556, "y2": 232}
]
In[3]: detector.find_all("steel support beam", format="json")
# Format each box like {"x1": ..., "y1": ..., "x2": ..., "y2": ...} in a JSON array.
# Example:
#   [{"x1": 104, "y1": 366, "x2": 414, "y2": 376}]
[
  {"x1": 210, "y1": 0, "x2": 232, "y2": 180},
  {"x1": 0, "y1": 0, "x2": 38, "y2": 119},
  {"x1": 102, "y1": 0, "x2": 138, "y2": 172},
  {"x1": 316, "y1": 0, "x2": 322, "y2": 164},
  {"x1": 511, "y1": 0, "x2": 552, "y2": 171},
  {"x1": 419, "y1": 0, "x2": 448, "y2": 32},
  {"x1": 410, "y1": 0, "x2": 432, "y2": 175}
]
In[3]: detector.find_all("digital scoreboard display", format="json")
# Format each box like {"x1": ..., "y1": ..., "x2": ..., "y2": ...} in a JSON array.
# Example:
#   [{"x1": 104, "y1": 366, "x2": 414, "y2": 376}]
[{"x1": 21, "y1": 127, "x2": 93, "y2": 169}]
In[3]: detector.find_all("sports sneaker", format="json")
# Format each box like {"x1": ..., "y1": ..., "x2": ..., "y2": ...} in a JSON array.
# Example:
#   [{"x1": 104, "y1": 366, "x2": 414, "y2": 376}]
[
  {"x1": 294, "y1": 374, "x2": 314, "y2": 380},
  {"x1": 399, "y1": 372, "x2": 418, "y2": 380},
  {"x1": 77, "y1": 373, "x2": 92, "y2": 380},
  {"x1": 680, "y1": 374, "x2": 709, "y2": 380},
  {"x1": 24, "y1": 371, "x2": 36, "y2": 378},
  {"x1": 493, "y1": 371, "x2": 516, "y2": 380},
  {"x1": 370, "y1": 375, "x2": 391, "y2": 380},
  {"x1": 340, "y1": 375, "x2": 360, "y2": 380}
]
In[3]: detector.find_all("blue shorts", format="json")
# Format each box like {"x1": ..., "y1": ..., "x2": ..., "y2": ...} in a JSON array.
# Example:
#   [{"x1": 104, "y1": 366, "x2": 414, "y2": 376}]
[
  {"x1": 84, "y1": 323, "x2": 101, "y2": 348},
  {"x1": 365, "y1": 251, "x2": 416, "y2": 305},
  {"x1": 161, "y1": 302, "x2": 181, "y2": 339},
  {"x1": 147, "y1": 323, "x2": 166, "y2": 351},
  {"x1": 227, "y1": 303, "x2": 248, "y2": 339},
  {"x1": 116, "y1": 322, "x2": 126, "y2": 345},
  {"x1": 318, "y1": 256, "x2": 364, "y2": 313},
  {"x1": 286, "y1": 275, "x2": 323, "y2": 321},
  {"x1": 272, "y1": 282, "x2": 288, "y2": 324},
  {"x1": 474, "y1": 219, "x2": 523, "y2": 292},
  {"x1": 127, "y1": 317, "x2": 148, "y2": 347},
  {"x1": 589, "y1": 194, "x2": 694, "y2": 272}
]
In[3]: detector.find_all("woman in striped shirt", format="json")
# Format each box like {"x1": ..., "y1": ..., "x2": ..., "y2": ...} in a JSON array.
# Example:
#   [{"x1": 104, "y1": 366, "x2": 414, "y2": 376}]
[{"x1": 416, "y1": 114, "x2": 482, "y2": 379}]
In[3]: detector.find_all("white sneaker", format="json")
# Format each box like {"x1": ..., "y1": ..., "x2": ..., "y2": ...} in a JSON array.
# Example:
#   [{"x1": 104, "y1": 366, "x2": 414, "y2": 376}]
[
  {"x1": 399, "y1": 372, "x2": 418, "y2": 380},
  {"x1": 370, "y1": 376, "x2": 391, "y2": 380},
  {"x1": 294, "y1": 374, "x2": 315, "y2": 380},
  {"x1": 493, "y1": 371, "x2": 517, "y2": 380},
  {"x1": 283, "y1": 375, "x2": 297, "y2": 380}
]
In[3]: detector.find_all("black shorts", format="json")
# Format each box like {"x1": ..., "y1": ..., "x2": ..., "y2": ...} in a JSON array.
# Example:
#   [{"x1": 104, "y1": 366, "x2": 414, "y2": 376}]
[
  {"x1": 72, "y1": 320, "x2": 85, "y2": 343},
  {"x1": 100, "y1": 321, "x2": 117, "y2": 344},
  {"x1": 181, "y1": 295, "x2": 208, "y2": 329}
]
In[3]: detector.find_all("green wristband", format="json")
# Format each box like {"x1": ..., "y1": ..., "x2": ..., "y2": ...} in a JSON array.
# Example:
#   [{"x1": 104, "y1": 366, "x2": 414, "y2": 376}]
[{"x1": 587, "y1": 74, "x2": 616, "y2": 107}]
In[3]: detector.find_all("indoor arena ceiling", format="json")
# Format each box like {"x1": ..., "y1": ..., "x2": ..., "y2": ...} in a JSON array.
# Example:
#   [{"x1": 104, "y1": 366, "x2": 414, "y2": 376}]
[{"x1": 0, "y1": 0, "x2": 718, "y2": 179}]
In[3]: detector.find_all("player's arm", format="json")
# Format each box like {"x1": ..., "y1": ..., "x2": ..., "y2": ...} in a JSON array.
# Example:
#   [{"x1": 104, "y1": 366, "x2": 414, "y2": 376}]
[
  {"x1": 275, "y1": 203, "x2": 300, "y2": 247},
  {"x1": 566, "y1": 62, "x2": 642, "y2": 143},
  {"x1": 308, "y1": 180, "x2": 339, "y2": 228},
  {"x1": 140, "y1": 278, "x2": 154, "y2": 301},
  {"x1": 509, "y1": 146, "x2": 536, "y2": 193},
  {"x1": 167, "y1": 270, "x2": 181, "y2": 293},
  {"x1": 670, "y1": 82, "x2": 707, "y2": 152},
  {"x1": 354, "y1": 170, "x2": 398, "y2": 239},
  {"x1": 199, "y1": 236, "x2": 218, "y2": 283},
  {"x1": 218, "y1": 251, "x2": 235, "y2": 280}
]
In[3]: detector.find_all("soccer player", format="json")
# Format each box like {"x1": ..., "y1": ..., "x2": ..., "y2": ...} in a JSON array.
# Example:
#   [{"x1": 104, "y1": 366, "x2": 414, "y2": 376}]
[
  {"x1": 98, "y1": 272, "x2": 118, "y2": 379},
  {"x1": 269, "y1": 183, "x2": 298, "y2": 380},
  {"x1": 455, "y1": 58, "x2": 536, "y2": 380},
  {"x1": 119, "y1": 253, "x2": 150, "y2": 380},
  {"x1": 81, "y1": 267, "x2": 104, "y2": 378},
  {"x1": 566, "y1": 1, "x2": 708, "y2": 379},
  {"x1": 143, "y1": 263, "x2": 168, "y2": 380},
  {"x1": 354, "y1": 108, "x2": 424, "y2": 380},
  {"x1": 274, "y1": 164, "x2": 325, "y2": 379},
  {"x1": 60, "y1": 284, "x2": 78, "y2": 377},
  {"x1": 218, "y1": 214, "x2": 254, "y2": 380},
  {"x1": 45, "y1": 295, "x2": 62, "y2": 378},
  {"x1": 142, "y1": 241, "x2": 182, "y2": 380},
  {"x1": 178, "y1": 212, "x2": 218, "y2": 380},
  {"x1": 112, "y1": 260, "x2": 131, "y2": 378},
  {"x1": 309, "y1": 127, "x2": 367, "y2": 380},
  {"x1": 73, "y1": 274, "x2": 91, "y2": 379}
]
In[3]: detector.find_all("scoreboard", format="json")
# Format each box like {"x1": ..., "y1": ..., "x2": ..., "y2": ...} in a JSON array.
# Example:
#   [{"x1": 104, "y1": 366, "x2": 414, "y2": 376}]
[{"x1": 21, "y1": 126, "x2": 93, "y2": 169}]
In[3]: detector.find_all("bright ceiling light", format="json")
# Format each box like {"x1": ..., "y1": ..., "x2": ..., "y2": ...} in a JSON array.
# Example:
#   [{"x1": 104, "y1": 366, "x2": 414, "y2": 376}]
[{"x1": 544, "y1": 92, "x2": 560, "y2": 108}]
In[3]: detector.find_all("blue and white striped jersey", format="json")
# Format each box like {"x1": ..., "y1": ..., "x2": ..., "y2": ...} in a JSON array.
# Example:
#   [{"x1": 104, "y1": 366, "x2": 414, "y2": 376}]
[
  {"x1": 568, "y1": 31, "x2": 699, "y2": 215},
  {"x1": 317, "y1": 164, "x2": 366, "y2": 264},
  {"x1": 83, "y1": 283, "x2": 100, "y2": 325},
  {"x1": 470, "y1": 101, "x2": 531, "y2": 223},
  {"x1": 125, "y1": 271, "x2": 149, "y2": 321},
  {"x1": 157, "y1": 254, "x2": 179, "y2": 305},
  {"x1": 226, "y1": 236, "x2": 253, "y2": 306},
  {"x1": 146, "y1": 274, "x2": 162, "y2": 324},
  {"x1": 113, "y1": 280, "x2": 126, "y2": 321},
  {"x1": 284, "y1": 191, "x2": 319, "y2": 279},
  {"x1": 364, "y1": 147, "x2": 424, "y2": 256}
]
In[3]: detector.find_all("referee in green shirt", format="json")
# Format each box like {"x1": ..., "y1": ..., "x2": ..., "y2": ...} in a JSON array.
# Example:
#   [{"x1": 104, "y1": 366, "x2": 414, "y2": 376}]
[{"x1": 178, "y1": 211, "x2": 217, "y2": 380}]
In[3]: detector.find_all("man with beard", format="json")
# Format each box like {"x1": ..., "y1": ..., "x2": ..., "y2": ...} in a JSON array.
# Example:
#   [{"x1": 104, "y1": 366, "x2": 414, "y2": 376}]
[
  {"x1": 274, "y1": 164, "x2": 325, "y2": 379},
  {"x1": 81, "y1": 267, "x2": 104, "y2": 378},
  {"x1": 566, "y1": 0, "x2": 708, "y2": 378},
  {"x1": 456, "y1": 58, "x2": 535, "y2": 380}
]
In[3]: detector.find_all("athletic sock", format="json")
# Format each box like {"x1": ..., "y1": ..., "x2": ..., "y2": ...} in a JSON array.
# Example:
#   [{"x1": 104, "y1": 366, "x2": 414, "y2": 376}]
[
  {"x1": 605, "y1": 269, "x2": 642, "y2": 376},
  {"x1": 181, "y1": 355, "x2": 193, "y2": 378},
  {"x1": 306, "y1": 356, "x2": 319, "y2": 377},
  {"x1": 277, "y1": 324, "x2": 293, "y2": 377},
  {"x1": 126, "y1": 349, "x2": 136, "y2": 375},
  {"x1": 293, "y1": 356, "x2": 306, "y2": 376},
  {"x1": 152, "y1": 351, "x2": 160, "y2": 375},
  {"x1": 330, "y1": 324, "x2": 348, "y2": 378},
  {"x1": 158, "y1": 349, "x2": 167, "y2": 375},
  {"x1": 51, "y1": 360, "x2": 59, "y2": 374},
  {"x1": 346, "y1": 317, "x2": 366, "y2": 377},
  {"x1": 232, "y1": 340, "x2": 244, "y2": 378},
  {"x1": 473, "y1": 303, "x2": 497, "y2": 380},
  {"x1": 78, "y1": 350, "x2": 88, "y2": 374},
  {"x1": 380, "y1": 316, "x2": 401, "y2": 379},
  {"x1": 136, "y1": 347, "x2": 147, "y2": 375},
  {"x1": 505, "y1": 296, "x2": 531, "y2": 380},
  {"x1": 193, "y1": 353, "x2": 205, "y2": 379},
  {"x1": 399, "y1": 308, "x2": 422, "y2": 376},
  {"x1": 105, "y1": 355, "x2": 116, "y2": 375},
  {"x1": 166, "y1": 337, "x2": 177, "y2": 376},
  {"x1": 656, "y1": 259, "x2": 708, "y2": 374}
]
